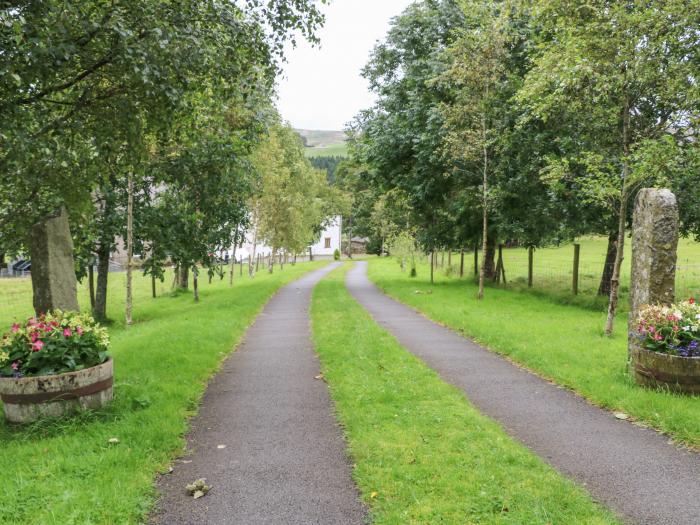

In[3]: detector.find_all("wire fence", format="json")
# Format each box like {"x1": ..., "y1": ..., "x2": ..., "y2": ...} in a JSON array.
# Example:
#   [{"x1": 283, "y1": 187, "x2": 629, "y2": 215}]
[
  {"x1": 426, "y1": 250, "x2": 700, "y2": 305},
  {"x1": 0, "y1": 254, "x2": 334, "y2": 329}
]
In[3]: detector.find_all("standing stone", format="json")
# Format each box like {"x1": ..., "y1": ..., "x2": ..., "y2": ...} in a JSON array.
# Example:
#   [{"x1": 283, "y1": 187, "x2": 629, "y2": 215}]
[
  {"x1": 629, "y1": 188, "x2": 679, "y2": 330},
  {"x1": 28, "y1": 207, "x2": 80, "y2": 315}
]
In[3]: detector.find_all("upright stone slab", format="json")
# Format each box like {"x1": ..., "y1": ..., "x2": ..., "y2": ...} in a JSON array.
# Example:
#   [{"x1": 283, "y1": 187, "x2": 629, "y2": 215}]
[
  {"x1": 28, "y1": 207, "x2": 80, "y2": 315},
  {"x1": 629, "y1": 188, "x2": 678, "y2": 327},
  {"x1": 627, "y1": 189, "x2": 700, "y2": 395}
]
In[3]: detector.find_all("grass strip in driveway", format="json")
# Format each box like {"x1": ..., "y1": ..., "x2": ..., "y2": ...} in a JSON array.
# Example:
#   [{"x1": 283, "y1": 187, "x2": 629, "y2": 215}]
[
  {"x1": 0, "y1": 261, "x2": 326, "y2": 525},
  {"x1": 311, "y1": 264, "x2": 619, "y2": 525}
]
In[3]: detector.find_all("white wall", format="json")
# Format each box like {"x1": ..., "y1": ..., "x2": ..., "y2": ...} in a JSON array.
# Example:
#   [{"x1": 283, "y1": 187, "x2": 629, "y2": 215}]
[
  {"x1": 310, "y1": 216, "x2": 342, "y2": 257},
  {"x1": 224, "y1": 215, "x2": 342, "y2": 261}
]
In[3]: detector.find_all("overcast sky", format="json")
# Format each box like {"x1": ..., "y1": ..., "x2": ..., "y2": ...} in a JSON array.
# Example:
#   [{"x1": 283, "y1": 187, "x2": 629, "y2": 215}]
[{"x1": 276, "y1": 0, "x2": 414, "y2": 131}]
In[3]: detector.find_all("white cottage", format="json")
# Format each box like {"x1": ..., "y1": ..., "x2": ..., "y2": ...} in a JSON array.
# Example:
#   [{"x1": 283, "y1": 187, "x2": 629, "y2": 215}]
[
  {"x1": 309, "y1": 216, "x2": 342, "y2": 258},
  {"x1": 226, "y1": 215, "x2": 342, "y2": 262}
]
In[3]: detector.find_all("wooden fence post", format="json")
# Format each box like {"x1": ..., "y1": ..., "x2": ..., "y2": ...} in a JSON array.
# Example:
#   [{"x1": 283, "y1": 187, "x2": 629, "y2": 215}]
[
  {"x1": 460, "y1": 248, "x2": 465, "y2": 278},
  {"x1": 528, "y1": 246, "x2": 534, "y2": 288},
  {"x1": 430, "y1": 252, "x2": 435, "y2": 284},
  {"x1": 573, "y1": 243, "x2": 580, "y2": 295}
]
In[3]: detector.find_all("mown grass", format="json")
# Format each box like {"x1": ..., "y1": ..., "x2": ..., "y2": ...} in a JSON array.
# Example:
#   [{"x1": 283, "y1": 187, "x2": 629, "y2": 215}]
[
  {"x1": 0, "y1": 261, "x2": 326, "y2": 524},
  {"x1": 367, "y1": 257, "x2": 700, "y2": 449},
  {"x1": 447, "y1": 236, "x2": 700, "y2": 311},
  {"x1": 311, "y1": 264, "x2": 620, "y2": 525}
]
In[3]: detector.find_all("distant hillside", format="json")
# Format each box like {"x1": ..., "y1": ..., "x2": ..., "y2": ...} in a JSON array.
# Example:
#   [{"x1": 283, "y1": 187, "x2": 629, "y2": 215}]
[{"x1": 296, "y1": 129, "x2": 346, "y2": 148}]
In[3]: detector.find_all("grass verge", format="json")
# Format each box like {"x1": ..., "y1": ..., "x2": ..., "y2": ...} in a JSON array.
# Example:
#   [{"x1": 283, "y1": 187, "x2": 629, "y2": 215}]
[
  {"x1": 311, "y1": 264, "x2": 619, "y2": 524},
  {"x1": 0, "y1": 261, "x2": 326, "y2": 524},
  {"x1": 367, "y1": 257, "x2": 700, "y2": 449}
]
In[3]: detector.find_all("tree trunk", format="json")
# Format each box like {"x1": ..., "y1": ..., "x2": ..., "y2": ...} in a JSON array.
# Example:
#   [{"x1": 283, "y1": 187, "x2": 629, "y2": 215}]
[
  {"x1": 125, "y1": 172, "x2": 134, "y2": 327},
  {"x1": 430, "y1": 252, "x2": 434, "y2": 284},
  {"x1": 460, "y1": 248, "x2": 464, "y2": 278},
  {"x1": 88, "y1": 263, "x2": 95, "y2": 309},
  {"x1": 269, "y1": 250, "x2": 274, "y2": 274},
  {"x1": 94, "y1": 240, "x2": 110, "y2": 320},
  {"x1": 229, "y1": 238, "x2": 237, "y2": 286},
  {"x1": 193, "y1": 266, "x2": 199, "y2": 302},
  {"x1": 483, "y1": 236, "x2": 496, "y2": 280},
  {"x1": 598, "y1": 232, "x2": 617, "y2": 296},
  {"x1": 604, "y1": 199, "x2": 628, "y2": 335},
  {"x1": 28, "y1": 207, "x2": 80, "y2": 315},
  {"x1": 151, "y1": 272, "x2": 156, "y2": 299},
  {"x1": 604, "y1": 92, "x2": 631, "y2": 336},
  {"x1": 179, "y1": 265, "x2": 189, "y2": 290}
]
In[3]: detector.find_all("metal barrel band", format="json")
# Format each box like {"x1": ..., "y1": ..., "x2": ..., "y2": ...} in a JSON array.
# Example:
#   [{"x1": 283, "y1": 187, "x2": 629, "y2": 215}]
[
  {"x1": 0, "y1": 377, "x2": 113, "y2": 405},
  {"x1": 634, "y1": 364, "x2": 699, "y2": 385}
]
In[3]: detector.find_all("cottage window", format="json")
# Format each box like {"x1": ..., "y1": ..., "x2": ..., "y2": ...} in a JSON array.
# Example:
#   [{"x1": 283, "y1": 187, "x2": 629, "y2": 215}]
[{"x1": 324, "y1": 237, "x2": 331, "y2": 249}]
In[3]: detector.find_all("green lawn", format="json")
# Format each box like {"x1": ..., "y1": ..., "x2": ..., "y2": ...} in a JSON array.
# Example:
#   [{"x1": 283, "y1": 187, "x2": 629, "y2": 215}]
[
  {"x1": 445, "y1": 236, "x2": 700, "y2": 311},
  {"x1": 311, "y1": 264, "x2": 619, "y2": 525},
  {"x1": 304, "y1": 142, "x2": 348, "y2": 157},
  {"x1": 367, "y1": 256, "x2": 700, "y2": 449},
  {"x1": 0, "y1": 261, "x2": 326, "y2": 524}
]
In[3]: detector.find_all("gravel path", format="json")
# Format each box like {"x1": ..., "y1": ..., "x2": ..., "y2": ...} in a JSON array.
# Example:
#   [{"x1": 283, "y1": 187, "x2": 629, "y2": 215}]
[
  {"x1": 153, "y1": 263, "x2": 365, "y2": 525},
  {"x1": 347, "y1": 261, "x2": 700, "y2": 525}
]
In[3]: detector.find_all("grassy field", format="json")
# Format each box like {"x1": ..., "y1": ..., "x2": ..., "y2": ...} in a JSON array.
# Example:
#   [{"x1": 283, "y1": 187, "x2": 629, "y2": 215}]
[
  {"x1": 0, "y1": 267, "x2": 180, "y2": 329},
  {"x1": 311, "y1": 265, "x2": 619, "y2": 524},
  {"x1": 0, "y1": 261, "x2": 326, "y2": 524},
  {"x1": 367, "y1": 256, "x2": 700, "y2": 449},
  {"x1": 436, "y1": 236, "x2": 700, "y2": 311},
  {"x1": 304, "y1": 142, "x2": 348, "y2": 158}
]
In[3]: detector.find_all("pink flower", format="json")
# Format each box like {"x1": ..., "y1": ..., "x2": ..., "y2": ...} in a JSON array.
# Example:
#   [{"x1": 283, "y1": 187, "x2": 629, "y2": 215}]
[
  {"x1": 11, "y1": 362, "x2": 19, "y2": 371},
  {"x1": 32, "y1": 340, "x2": 44, "y2": 352},
  {"x1": 11, "y1": 323, "x2": 20, "y2": 333},
  {"x1": 76, "y1": 326, "x2": 84, "y2": 336},
  {"x1": 690, "y1": 297, "x2": 696, "y2": 305},
  {"x1": 649, "y1": 326, "x2": 656, "y2": 334},
  {"x1": 63, "y1": 328, "x2": 72, "y2": 337},
  {"x1": 30, "y1": 331, "x2": 39, "y2": 343},
  {"x1": 654, "y1": 334, "x2": 663, "y2": 341}
]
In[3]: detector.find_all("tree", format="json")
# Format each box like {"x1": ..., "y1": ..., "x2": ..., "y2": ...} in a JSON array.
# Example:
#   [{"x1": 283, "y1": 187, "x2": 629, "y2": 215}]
[
  {"x1": 0, "y1": 0, "x2": 327, "y2": 312},
  {"x1": 251, "y1": 122, "x2": 342, "y2": 268},
  {"x1": 518, "y1": 0, "x2": 699, "y2": 334},
  {"x1": 437, "y1": 5, "x2": 508, "y2": 299},
  {"x1": 353, "y1": 0, "x2": 467, "y2": 259}
]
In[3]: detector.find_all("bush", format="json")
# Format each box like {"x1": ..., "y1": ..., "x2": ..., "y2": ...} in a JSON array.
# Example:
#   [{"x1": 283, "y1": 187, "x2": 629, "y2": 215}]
[
  {"x1": 334, "y1": 249, "x2": 341, "y2": 261},
  {"x1": 0, "y1": 311, "x2": 110, "y2": 378}
]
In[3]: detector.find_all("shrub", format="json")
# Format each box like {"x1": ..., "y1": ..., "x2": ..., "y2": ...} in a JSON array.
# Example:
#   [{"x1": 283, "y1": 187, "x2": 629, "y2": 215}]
[
  {"x1": 634, "y1": 300, "x2": 700, "y2": 357},
  {"x1": 0, "y1": 311, "x2": 110, "y2": 378},
  {"x1": 333, "y1": 248, "x2": 341, "y2": 261}
]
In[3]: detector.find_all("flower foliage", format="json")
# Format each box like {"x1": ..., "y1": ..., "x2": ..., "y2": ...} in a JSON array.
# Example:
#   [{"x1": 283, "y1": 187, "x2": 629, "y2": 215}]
[
  {"x1": 0, "y1": 311, "x2": 109, "y2": 378},
  {"x1": 634, "y1": 300, "x2": 700, "y2": 358}
]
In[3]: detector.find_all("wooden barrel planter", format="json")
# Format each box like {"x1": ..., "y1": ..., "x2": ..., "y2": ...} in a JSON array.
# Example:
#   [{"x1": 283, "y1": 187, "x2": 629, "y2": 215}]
[
  {"x1": 0, "y1": 359, "x2": 113, "y2": 423},
  {"x1": 630, "y1": 342, "x2": 700, "y2": 395}
]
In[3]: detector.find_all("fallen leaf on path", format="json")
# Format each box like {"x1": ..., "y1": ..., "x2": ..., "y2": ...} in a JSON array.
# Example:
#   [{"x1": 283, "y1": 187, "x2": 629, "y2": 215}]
[
  {"x1": 186, "y1": 478, "x2": 211, "y2": 499},
  {"x1": 370, "y1": 491, "x2": 379, "y2": 499},
  {"x1": 314, "y1": 374, "x2": 325, "y2": 381},
  {"x1": 217, "y1": 445, "x2": 226, "y2": 449},
  {"x1": 614, "y1": 412, "x2": 629, "y2": 420}
]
